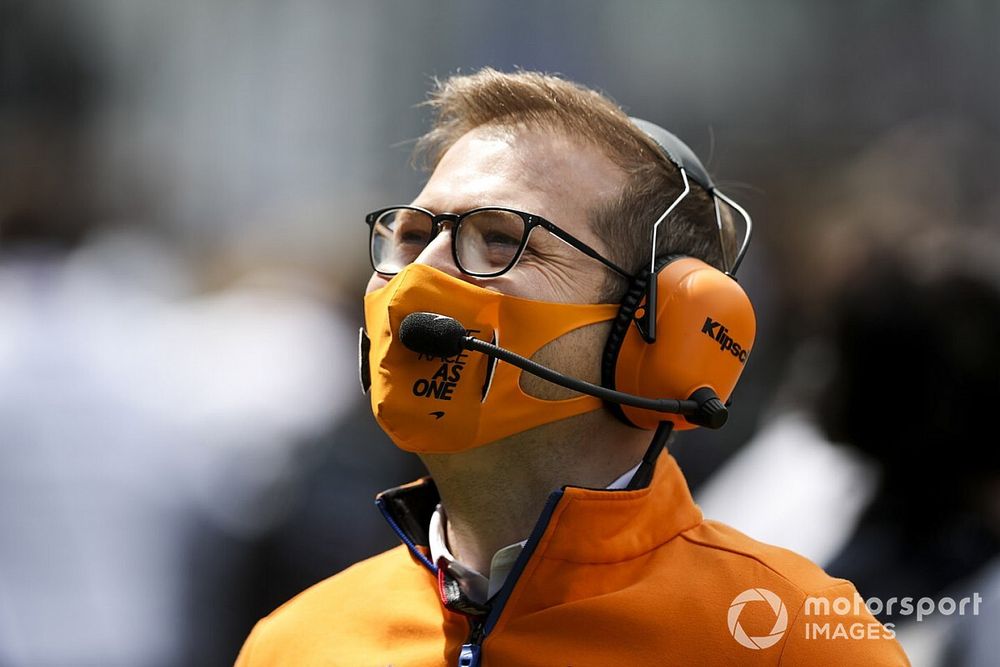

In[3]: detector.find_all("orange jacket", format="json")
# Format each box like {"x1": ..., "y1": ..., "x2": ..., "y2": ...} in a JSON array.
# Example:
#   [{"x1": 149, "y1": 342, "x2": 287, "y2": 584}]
[{"x1": 236, "y1": 453, "x2": 909, "y2": 666}]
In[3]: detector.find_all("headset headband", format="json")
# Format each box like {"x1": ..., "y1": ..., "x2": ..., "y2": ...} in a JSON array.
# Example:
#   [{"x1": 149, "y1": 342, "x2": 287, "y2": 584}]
[
  {"x1": 630, "y1": 118, "x2": 715, "y2": 191},
  {"x1": 628, "y1": 117, "x2": 754, "y2": 341}
]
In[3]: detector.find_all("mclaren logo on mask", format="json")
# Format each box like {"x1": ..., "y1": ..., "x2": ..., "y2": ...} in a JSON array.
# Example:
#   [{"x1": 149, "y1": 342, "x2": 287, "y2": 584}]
[{"x1": 702, "y1": 317, "x2": 749, "y2": 364}]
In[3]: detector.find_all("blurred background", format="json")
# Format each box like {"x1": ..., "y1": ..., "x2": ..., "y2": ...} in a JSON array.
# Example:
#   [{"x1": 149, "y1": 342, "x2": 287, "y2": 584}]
[{"x1": 0, "y1": 1, "x2": 997, "y2": 665}]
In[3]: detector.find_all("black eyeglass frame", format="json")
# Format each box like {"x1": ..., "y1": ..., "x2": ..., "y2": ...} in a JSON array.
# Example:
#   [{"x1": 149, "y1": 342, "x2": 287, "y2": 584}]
[{"x1": 364, "y1": 205, "x2": 632, "y2": 279}]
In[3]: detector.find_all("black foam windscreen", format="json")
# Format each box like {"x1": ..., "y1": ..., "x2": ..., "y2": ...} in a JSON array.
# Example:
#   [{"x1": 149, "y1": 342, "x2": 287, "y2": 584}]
[{"x1": 399, "y1": 312, "x2": 466, "y2": 358}]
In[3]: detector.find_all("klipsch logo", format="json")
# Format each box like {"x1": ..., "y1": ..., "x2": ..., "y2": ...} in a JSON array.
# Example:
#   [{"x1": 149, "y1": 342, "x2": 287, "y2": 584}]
[{"x1": 701, "y1": 317, "x2": 749, "y2": 364}]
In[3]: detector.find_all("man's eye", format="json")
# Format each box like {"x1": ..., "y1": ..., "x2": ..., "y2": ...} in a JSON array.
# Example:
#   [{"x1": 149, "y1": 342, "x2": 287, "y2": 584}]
[
  {"x1": 482, "y1": 231, "x2": 521, "y2": 248},
  {"x1": 397, "y1": 229, "x2": 431, "y2": 245},
  {"x1": 393, "y1": 216, "x2": 431, "y2": 245}
]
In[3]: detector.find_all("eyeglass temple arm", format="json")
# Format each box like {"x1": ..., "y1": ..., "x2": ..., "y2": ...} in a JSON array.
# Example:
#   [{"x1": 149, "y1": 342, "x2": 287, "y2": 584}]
[
  {"x1": 543, "y1": 222, "x2": 631, "y2": 278},
  {"x1": 589, "y1": 249, "x2": 632, "y2": 278}
]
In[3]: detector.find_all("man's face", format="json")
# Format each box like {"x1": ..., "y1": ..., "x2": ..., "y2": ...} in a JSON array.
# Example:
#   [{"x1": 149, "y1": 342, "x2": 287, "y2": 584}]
[
  {"x1": 365, "y1": 125, "x2": 626, "y2": 304},
  {"x1": 365, "y1": 124, "x2": 628, "y2": 398}
]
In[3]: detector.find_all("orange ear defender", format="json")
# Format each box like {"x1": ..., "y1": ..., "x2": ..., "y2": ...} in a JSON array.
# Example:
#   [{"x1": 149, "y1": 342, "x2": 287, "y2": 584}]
[
  {"x1": 601, "y1": 255, "x2": 756, "y2": 430},
  {"x1": 601, "y1": 119, "x2": 756, "y2": 430}
]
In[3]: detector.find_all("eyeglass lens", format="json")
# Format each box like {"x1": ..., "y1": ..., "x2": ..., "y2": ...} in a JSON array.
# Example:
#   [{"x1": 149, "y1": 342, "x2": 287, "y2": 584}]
[{"x1": 371, "y1": 208, "x2": 528, "y2": 276}]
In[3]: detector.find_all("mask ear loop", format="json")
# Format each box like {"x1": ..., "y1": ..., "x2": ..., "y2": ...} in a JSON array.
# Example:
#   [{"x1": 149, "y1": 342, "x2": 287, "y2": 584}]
[{"x1": 641, "y1": 168, "x2": 690, "y2": 343}]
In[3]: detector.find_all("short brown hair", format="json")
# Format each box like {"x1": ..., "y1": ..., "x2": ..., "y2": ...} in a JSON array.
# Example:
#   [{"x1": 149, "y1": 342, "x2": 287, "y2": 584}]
[{"x1": 415, "y1": 68, "x2": 735, "y2": 300}]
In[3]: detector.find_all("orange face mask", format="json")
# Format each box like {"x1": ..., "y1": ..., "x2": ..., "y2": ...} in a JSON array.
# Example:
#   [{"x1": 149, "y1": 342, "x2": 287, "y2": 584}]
[{"x1": 362, "y1": 264, "x2": 620, "y2": 454}]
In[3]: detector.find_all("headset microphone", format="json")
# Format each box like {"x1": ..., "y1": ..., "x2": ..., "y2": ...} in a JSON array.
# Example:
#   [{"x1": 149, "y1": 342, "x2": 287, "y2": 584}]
[
  {"x1": 399, "y1": 311, "x2": 728, "y2": 429},
  {"x1": 398, "y1": 311, "x2": 467, "y2": 358}
]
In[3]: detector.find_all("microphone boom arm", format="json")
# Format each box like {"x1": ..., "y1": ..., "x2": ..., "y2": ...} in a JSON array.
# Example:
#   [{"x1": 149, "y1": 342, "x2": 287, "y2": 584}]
[{"x1": 463, "y1": 336, "x2": 700, "y2": 416}]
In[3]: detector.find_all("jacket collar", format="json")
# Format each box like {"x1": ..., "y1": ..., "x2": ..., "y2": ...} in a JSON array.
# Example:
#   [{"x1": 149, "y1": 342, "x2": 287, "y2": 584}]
[
  {"x1": 375, "y1": 476, "x2": 439, "y2": 572},
  {"x1": 540, "y1": 452, "x2": 702, "y2": 562},
  {"x1": 374, "y1": 452, "x2": 702, "y2": 571}
]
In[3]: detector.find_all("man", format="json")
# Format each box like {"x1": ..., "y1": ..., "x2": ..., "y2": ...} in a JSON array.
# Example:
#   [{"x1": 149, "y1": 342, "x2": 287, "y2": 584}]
[{"x1": 237, "y1": 69, "x2": 908, "y2": 665}]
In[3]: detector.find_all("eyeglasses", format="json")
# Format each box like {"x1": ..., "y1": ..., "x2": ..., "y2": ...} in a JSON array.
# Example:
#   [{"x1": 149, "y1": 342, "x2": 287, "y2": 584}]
[{"x1": 364, "y1": 205, "x2": 631, "y2": 279}]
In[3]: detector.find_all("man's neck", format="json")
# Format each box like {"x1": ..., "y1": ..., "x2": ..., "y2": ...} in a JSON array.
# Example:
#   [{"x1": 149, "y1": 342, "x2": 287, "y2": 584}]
[{"x1": 420, "y1": 411, "x2": 650, "y2": 575}]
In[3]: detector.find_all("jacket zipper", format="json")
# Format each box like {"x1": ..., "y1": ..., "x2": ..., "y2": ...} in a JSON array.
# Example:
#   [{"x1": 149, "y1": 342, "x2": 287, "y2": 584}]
[
  {"x1": 458, "y1": 619, "x2": 485, "y2": 667},
  {"x1": 455, "y1": 490, "x2": 565, "y2": 667}
]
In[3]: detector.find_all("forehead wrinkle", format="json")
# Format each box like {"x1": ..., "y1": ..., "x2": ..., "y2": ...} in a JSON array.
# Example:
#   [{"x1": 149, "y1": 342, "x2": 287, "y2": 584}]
[
  {"x1": 415, "y1": 125, "x2": 626, "y2": 255},
  {"x1": 463, "y1": 121, "x2": 622, "y2": 207},
  {"x1": 505, "y1": 130, "x2": 626, "y2": 248},
  {"x1": 413, "y1": 145, "x2": 551, "y2": 215}
]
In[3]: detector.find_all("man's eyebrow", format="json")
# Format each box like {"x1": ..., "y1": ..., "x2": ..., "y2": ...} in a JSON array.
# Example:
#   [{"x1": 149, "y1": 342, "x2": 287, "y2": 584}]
[
  {"x1": 406, "y1": 199, "x2": 502, "y2": 213},
  {"x1": 411, "y1": 184, "x2": 550, "y2": 213}
]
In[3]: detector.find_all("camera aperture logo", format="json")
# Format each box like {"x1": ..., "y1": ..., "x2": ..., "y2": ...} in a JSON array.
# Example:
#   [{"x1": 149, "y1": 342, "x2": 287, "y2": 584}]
[{"x1": 727, "y1": 588, "x2": 788, "y2": 650}]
